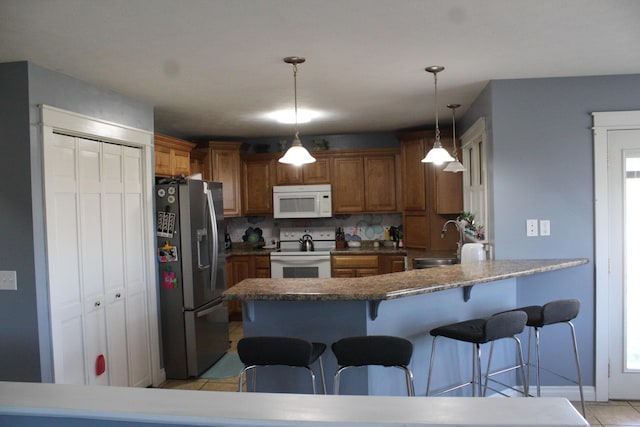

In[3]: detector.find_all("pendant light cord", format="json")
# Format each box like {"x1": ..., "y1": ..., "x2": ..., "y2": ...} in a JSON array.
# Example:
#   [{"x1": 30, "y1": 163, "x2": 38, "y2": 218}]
[
  {"x1": 293, "y1": 62, "x2": 299, "y2": 138},
  {"x1": 434, "y1": 72, "x2": 440, "y2": 145},
  {"x1": 451, "y1": 105, "x2": 457, "y2": 158}
]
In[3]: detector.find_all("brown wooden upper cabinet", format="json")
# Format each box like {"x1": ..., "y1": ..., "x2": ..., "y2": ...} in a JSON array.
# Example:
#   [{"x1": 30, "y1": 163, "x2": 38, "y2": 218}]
[
  {"x1": 332, "y1": 150, "x2": 398, "y2": 214},
  {"x1": 332, "y1": 155, "x2": 365, "y2": 213},
  {"x1": 398, "y1": 132, "x2": 462, "y2": 215},
  {"x1": 399, "y1": 138, "x2": 427, "y2": 211},
  {"x1": 364, "y1": 155, "x2": 397, "y2": 212},
  {"x1": 242, "y1": 154, "x2": 275, "y2": 216},
  {"x1": 154, "y1": 133, "x2": 197, "y2": 177},
  {"x1": 398, "y1": 131, "x2": 462, "y2": 250},
  {"x1": 195, "y1": 141, "x2": 245, "y2": 217},
  {"x1": 275, "y1": 156, "x2": 331, "y2": 185}
]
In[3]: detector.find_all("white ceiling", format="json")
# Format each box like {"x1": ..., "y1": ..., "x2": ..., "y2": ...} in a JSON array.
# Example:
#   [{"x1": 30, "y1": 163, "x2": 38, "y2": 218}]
[{"x1": 1, "y1": 0, "x2": 639, "y2": 139}]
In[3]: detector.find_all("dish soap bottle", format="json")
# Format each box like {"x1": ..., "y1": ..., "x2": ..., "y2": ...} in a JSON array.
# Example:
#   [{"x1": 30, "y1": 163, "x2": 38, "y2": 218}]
[{"x1": 224, "y1": 226, "x2": 232, "y2": 251}]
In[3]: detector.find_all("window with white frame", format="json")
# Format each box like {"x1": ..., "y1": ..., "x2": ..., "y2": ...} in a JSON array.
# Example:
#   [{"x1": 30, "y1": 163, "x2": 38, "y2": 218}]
[{"x1": 460, "y1": 117, "x2": 488, "y2": 242}]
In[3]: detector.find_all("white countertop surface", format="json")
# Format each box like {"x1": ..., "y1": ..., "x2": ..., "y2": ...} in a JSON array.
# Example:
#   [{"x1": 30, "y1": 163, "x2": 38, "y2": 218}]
[{"x1": 0, "y1": 381, "x2": 588, "y2": 426}]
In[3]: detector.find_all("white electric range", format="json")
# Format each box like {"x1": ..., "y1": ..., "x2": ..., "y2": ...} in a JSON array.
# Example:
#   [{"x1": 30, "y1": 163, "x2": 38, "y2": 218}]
[{"x1": 270, "y1": 226, "x2": 336, "y2": 278}]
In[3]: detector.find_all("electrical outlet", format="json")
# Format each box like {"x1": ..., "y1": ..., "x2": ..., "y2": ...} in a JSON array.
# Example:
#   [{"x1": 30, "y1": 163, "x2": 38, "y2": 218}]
[
  {"x1": 0, "y1": 271, "x2": 17, "y2": 291},
  {"x1": 540, "y1": 220, "x2": 551, "y2": 236},
  {"x1": 526, "y1": 219, "x2": 538, "y2": 237}
]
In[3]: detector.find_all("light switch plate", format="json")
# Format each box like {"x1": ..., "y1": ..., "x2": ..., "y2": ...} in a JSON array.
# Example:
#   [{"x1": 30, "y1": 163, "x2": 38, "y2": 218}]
[
  {"x1": 540, "y1": 220, "x2": 551, "y2": 236},
  {"x1": 0, "y1": 271, "x2": 17, "y2": 290},
  {"x1": 526, "y1": 219, "x2": 538, "y2": 237}
]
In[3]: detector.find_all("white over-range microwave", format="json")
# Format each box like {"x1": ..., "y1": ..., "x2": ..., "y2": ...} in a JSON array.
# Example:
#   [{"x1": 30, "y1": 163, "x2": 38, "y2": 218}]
[{"x1": 273, "y1": 184, "x2": 332, "y2": 218}]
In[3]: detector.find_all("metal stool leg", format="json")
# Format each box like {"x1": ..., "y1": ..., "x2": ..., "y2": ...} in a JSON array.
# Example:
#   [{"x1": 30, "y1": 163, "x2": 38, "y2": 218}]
[
  {"x1": 304, "y1": 366, "x2": 317, "y2": 394},
  {"x1": 514, "y1": 335, "x2": 528, "y2": 397},
  {"x1": 534, "y1": 327, "x2": 541, "y2": 397},
  {"x1": 238, "y1": 365, "x2": 256, "y2": 392},
  {"x1": 401, "y1": 366, "x2": 415, "y2": 396},
  {"x1": 426, "y1": 335, "x2": 439, "y2": 396},
  {"x1": 483, "y1": 338, "x2": 528, "y2": 397},
  {"x1": 317, "y1": 355, "x2": 327, "y2": 394},
  {"x1": 474, "y1": 343, "x2": 482, "y2": 397},
  {"x1": 334, "y1": 366, "x2": 349, "y2": 395},
  {"x1": 568, "y1": 321, "x2": 585, "y2": 416}
]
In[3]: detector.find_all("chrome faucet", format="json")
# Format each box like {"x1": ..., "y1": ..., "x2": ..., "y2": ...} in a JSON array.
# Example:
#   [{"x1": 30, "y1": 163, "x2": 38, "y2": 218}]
[{"x1": 441, "y1": 219, "x2": 464, "y2": 261}]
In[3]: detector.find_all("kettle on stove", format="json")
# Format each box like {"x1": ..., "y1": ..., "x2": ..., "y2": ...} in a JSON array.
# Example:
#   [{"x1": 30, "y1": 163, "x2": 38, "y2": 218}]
[{"x1": 299, "y1": 234, "x2": 314, "y2": 252}]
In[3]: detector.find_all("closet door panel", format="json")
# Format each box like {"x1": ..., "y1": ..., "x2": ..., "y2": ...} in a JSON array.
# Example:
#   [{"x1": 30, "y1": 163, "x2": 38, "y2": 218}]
[
  {"x1": 127, "y1": 290, "x2": 151, "y2": 387},
  {"x1": 102, "y1": 144, "x2": 130, "y2": 386},
  {"x1": 46, "y1": 133, "x2": 86, "y2": 384},
  {"x1": 84, "y1": 298, "x2": 108, "y2": 386},
  {"x1": 51, "y1": 311, "x2": 86, "y2": 385},
  {"x1": 106, "y1": 290, "x2": 128, "y2": 387},
  {"x1": 123, "y1": 146, "x2": 151, "y2": 387}
]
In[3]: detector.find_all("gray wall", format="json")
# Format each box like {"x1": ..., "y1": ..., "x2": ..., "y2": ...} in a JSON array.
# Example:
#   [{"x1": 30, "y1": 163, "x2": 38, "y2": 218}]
[
  {"x1": 460, "y1": 74, "x2": 640, "y2": 386},
  {"x1": 0, "y1": 61, "x2": 154, "y2": 382},
  {"x1": 0, "y1": 62, "x2": 39, "y2": 381}
]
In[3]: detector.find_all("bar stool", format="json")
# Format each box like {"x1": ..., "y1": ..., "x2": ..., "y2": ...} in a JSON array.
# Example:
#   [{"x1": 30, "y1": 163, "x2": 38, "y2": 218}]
[
  {"x1": 494, "y1": 299, "x2": 585, "y2": 415},
  {"x1": 237, "y1": 336, "x2": 327, "y2": 394},
  {"x1": 426, "y1": 310, "x2": 528, "y2": 397},
  {"x1": 332, "y1": 335, "x2": 415, "y2": 396}
]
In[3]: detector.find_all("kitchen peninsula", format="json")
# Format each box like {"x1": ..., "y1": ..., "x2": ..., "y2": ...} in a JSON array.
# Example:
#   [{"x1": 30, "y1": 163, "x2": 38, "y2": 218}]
[{"x1": 224, "y1": 259, "x2": 588, "y2": 396}]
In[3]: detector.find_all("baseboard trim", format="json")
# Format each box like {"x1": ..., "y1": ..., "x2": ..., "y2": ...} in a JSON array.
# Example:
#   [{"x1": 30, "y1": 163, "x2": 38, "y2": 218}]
[{"x1": 489, "y1": 385, "x2": 595, "y2": 402}]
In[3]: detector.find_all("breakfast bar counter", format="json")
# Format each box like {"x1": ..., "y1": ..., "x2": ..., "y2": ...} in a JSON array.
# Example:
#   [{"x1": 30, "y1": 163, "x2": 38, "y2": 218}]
[
  {"x1": 223, "y1": 259, "x2": 588, "y2": 396},
  {"x1": 224, "y1": 259, "x2": 587, "y2": 302}
]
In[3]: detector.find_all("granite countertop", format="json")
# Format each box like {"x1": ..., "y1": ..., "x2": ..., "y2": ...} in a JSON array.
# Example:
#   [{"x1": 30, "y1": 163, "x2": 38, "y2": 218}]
[{"x1": 223, "y1": 258, "x2": 588, "y2": 302}]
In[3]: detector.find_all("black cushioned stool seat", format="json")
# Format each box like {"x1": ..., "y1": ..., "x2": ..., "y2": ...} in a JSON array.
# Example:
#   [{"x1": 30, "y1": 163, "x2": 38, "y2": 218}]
[
  {"x1": 332, "y1": 335, "x2": 415, "y2": 396},
  {"x1": 426, "y1": 310, "x2": 528, "y2": 397},
  {"x1": 497, "y1": 299, "x2": 584, "y2": 415},
  {"x1": 237, "y1": 336, "x2": 326, "y2": 394}
]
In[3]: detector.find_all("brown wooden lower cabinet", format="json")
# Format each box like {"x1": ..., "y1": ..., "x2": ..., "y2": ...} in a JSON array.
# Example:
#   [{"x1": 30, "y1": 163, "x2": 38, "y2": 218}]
[
  {"x1": 225, "y1": 254, "x2": 271, "y2": 321},
  {"x1": 331, "y1": 254, "x2": 406, "y2": 277},
  {"x1": 379, "y1": 255, "x2": 407, "y2": 274}
]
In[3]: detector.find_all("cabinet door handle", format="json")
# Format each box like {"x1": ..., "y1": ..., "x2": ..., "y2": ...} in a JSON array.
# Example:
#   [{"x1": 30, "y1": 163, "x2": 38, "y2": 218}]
[
  {"x1": 115, "y1": 293, "x2": 121, "y2": 298},
  {"x1": 94, "y1": 301, "x2": 101, "y2": 307}
]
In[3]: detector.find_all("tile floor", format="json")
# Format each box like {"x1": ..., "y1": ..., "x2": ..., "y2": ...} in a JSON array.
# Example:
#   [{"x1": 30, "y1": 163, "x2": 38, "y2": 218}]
[{"x1": 159, "y1": 322, "x2": 640, "y2": 426}]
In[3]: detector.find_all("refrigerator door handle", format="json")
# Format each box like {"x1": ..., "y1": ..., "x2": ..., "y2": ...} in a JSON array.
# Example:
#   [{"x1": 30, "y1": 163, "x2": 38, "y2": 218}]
[{"x1": 204, "y1": 182, "x2": 219, "y2": 293}]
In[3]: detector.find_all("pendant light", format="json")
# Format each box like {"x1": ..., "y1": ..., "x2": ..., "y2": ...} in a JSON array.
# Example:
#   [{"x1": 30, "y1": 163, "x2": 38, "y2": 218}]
[
  {"x1": 278, "y1": 56, "x2": 316, "y2": 166},
  {"x1": 443, "y1": 103, "x2": 466, "y2": 173},
  {"x1": 421, "y1": 66, "x2": 454, "y2": 165}
]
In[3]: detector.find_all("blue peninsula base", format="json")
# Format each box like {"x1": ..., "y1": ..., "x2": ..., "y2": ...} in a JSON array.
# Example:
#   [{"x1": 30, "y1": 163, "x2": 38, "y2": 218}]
[{"x1": 241, "y1": 278, "x2": 519, "y2": 396}]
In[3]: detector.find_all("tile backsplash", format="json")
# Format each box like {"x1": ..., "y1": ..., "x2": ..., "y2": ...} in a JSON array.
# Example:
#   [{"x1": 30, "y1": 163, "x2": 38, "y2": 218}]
[{"x1": 226, "y1": 213, "x2": 403, "y2": 244}]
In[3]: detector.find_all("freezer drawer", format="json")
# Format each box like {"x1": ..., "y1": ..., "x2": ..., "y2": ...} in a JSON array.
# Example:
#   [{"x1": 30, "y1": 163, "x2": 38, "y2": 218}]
[{"x1": 184, "y1": 300, "x2": 230, "y2": 377}]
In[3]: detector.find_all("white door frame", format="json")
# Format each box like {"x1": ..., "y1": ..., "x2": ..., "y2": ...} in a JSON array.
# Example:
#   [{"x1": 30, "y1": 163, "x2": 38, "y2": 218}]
[
  {"x1": 593, "y1": 110, "x2": 640, "y2": 401},
  {"x1": 40, "y1": 105, "x2": 162, "y2": 386}
]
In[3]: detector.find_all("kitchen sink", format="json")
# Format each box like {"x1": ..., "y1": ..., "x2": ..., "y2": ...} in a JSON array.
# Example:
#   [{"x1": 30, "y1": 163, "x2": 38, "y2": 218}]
[{"x1": 412, "y1": 257, "x2": 458, "y2": 269}]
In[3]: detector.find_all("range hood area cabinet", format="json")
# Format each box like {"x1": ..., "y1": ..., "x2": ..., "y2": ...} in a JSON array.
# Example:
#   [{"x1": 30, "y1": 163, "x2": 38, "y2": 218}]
[
  {"x1": 246, "y1": 148, "x2": 405, "y2": 216},
  {"x1": 398, "y1": 131, "x2": 463, "y2": 250},
  {"x1": 275, "y1": 156, "x2": 331, "y2": 185}
]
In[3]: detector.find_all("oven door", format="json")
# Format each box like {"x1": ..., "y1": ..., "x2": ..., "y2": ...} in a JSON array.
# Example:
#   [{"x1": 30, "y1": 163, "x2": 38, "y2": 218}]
[{"x1": 270, "y1": 254, "x2": 331, "y2": 278}]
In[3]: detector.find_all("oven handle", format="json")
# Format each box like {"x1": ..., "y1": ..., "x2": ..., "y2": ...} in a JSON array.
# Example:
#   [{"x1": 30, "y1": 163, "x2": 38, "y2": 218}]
[{"x1": 270, "y1": 256, "x2": 330, "y2": 265}]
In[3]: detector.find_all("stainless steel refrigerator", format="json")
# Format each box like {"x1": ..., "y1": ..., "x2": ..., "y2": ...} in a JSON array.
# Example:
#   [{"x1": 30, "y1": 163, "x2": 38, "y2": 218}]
[{"x1": 156, "y1": 179, "x2": 229, "y2": 379}]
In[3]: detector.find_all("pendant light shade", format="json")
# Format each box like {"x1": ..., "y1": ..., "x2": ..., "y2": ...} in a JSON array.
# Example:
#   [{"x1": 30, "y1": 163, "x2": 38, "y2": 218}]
[
  {"x1": 278, "y1": 133, "x2": 316, "y2": 166},
  {"x1": 443, "y1": 103, "x2": 466, "y2": 173},
  {"x1": 422, "y1": 66, "x2": 454, "y2": 165},
  {"x1": 278, "y1": 56, "x2": 316, "y2": 166}
]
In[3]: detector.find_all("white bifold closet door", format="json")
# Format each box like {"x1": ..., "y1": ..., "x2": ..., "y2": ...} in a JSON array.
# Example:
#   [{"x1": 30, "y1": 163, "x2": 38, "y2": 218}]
[{"x1": 45, "y1": 133, "x2": 151, "y2": 387}]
